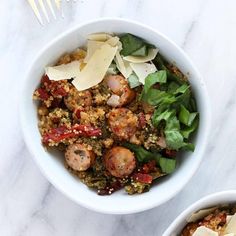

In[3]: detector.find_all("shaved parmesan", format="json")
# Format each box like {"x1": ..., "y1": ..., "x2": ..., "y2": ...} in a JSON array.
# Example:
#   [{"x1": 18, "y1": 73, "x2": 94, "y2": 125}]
[
  {"x1": 106, "y1": 36, "x2": 120, "y2": 47},
  {"x1": 45, "y1": 61, "x2": 81, "y2": 81},
  {"x1": 87, "y1": 33, "x2": 113, "y2": 41},
  {"x1": 227, "y1": 215, "x2": 233, "y2": 224},
  {"x1": 84, "y1": 37, "x2": 121, "y2": 63},
  {"x1": 115, "y1": 51, "x2": 132, "y2": 78},
  {"x1": 192, "y1": 226, "x2": 218, "y2": 236},
  {"x1": 187, "y1": 207, "x2": 217, "y2": 223},
  {"x1": 225, "y1": 214, "x2": 236, "y2": 234},
  {"x1": 130, "y1": 62, "x2": 157, "y2": 84},
  {"x1": 72, "y1": 44, "x2": 118, "y2": 91},
  {"x1": 123, "y1": 48, "x2": 159, "y2": 63},
  {"x1": 84, "y1": 40, "x2": 104, "y2": 63}
]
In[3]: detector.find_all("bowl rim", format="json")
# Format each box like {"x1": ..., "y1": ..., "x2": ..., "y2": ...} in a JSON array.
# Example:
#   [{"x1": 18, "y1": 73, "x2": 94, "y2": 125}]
[
  {"x1": 20, "y1": 17, "x2": 211, "y2": 214},
  {"x1": 163, "y1": 190, "x2": 236, "y2": 235}
]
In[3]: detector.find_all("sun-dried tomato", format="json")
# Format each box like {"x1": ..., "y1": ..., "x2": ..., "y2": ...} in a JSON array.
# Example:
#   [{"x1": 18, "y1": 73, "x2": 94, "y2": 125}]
[
  {"x1": 132, "y1": 173, "x2": 153, "y2": 184},
  {"x1": 42, "y1": 125, "x2": 102, "y2": 145},
  {"x1": 141, "y1": 160, "x2": 157, "y2": 174},
  {"x1": 36, "y1": 88, "x2": 50, "y2": 100}
]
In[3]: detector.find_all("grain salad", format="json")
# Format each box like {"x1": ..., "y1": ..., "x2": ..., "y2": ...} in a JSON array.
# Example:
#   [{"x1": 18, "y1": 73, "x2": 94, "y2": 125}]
[
  {"x1": 181, "y1": 205, "x2": 236, "y2": 236},
  {"x1": 33, "y1": 33, "x2": 199, "y2": 195}
]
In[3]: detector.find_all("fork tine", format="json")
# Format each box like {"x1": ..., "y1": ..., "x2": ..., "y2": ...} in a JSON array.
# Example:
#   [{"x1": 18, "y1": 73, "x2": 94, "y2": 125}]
[
  {"x1": 54, "y1": 0, "x2": 64, "y2": 18},
  {"x1": 27, "y1": 0, "x2": 44, "y2": 25},
  {"x1": 38, "y1": 0, "x2": 50, "y2": 23},
  {"x1": 46, "y1": 0, "x2": 57, "y2": 19},
  {"x1": 54, "y1": 0, "x2": 61, "y2": 10}
]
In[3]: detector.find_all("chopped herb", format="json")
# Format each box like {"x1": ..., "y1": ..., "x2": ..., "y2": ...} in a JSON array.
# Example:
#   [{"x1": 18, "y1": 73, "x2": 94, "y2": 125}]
[
  {"x1": 131, "y1": 45, "x2": 148, "y2": 57},
  {"x1": 120, "y1": 34, "x2": 144, "y2": 56},
  {"x1": 124, "y1": 143, "x2": 176, "y2": 173}
]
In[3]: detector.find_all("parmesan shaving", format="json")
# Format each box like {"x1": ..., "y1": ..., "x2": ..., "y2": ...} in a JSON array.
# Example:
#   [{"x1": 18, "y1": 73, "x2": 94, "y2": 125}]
[
  {"x1": 45, "y1": 61, "x2": 81, "y2": 81},
  {"x1": 192, "y1": 226, "x2": 218, "y2": 236},
  {"x1": 84, "y1": 40, "x2": 104, "y2": 63},
  {"x1": 225, "y1": 213, "x2": 236, "y2": 234},
  {"x1": 72, "y1": 44, "x2": 118, "y2": 91},
  {"x1": 187, "y1": 207, "x2": 217, "y2": 223},
  {"x1": 130, "y1": 62, "x2": 157, "y2": 84},
  {"x1": 87, "y1": 33, "x2": 113, "y2": 41},
  {"x1": 115, "y1": 51, "x2": 132, "y2": 78},
  {"x1": 84, "y1": 37, "x2": 121, "y2": 63},
  {"x1": 106, "y1": 36, "x2": 120, "y2": 47},
  {"x1": 123, "y1": 48, "x2": 159, "y2": 63}
]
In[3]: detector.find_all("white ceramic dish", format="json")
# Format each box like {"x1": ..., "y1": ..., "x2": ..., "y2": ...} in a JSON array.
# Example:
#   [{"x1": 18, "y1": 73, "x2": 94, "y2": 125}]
[
  {"x1": 20, "y1": 18, "x2": 210, "y2": 214},
  {"x1": 163, "y1": 190, "x2": 236, "y2": 236}
]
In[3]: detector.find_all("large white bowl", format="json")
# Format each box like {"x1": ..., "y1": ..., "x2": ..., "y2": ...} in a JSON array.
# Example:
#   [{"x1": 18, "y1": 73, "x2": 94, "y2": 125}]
[
  {"x1": 163, "y1": 191, "x2": 236, "y2": 235},
  {"x1": 20, "y1": 18, "x2": 210, "y2": 214}
]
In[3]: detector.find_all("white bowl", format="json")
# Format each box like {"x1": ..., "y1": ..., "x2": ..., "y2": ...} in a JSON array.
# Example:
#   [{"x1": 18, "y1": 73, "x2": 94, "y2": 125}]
[
  {"x1": 163, "y1": 190, "x2": 236, "y2": 236},
  {"x1": 20, "y1": 18, "x2": 210, "y2": 214}
]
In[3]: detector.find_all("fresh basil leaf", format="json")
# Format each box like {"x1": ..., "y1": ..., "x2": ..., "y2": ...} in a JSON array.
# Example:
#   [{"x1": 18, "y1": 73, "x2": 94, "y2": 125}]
[
  {"x1": 168, "y1": 82, "x2": 179, "y2": 93},
  {"x1": 159, "y1": 157, "x2": 176, "y2": 174},
  {"x1": 120, "y1": 34, "x2": 145, "y2": 56},
  {"x1": 190, "y1": 98, "x2": 197, "y2": 112},
  {"x1": 128, "y1": 73, "x2": 141, "y2": 88},
  {"x1": 153, "y1": 54, "x2": 184, "y2": 85},
  {"x1": 179, "y1": 105, "x2": 198, "y2": 126},
  {"x1": 181, "y1": 117, "x2": 199, "y2": 139},
  {"x1": 181, "y1": 143, "x2": 195, "y2": 152},
  {"x1": 131, "y1": 45, "x2": 148, "y2": 56},
  {"x1": 123, "y1": 143, "x2": 160, "y2": 163},
  {"x1": 174, "y1": 84, "x2": 190, "y2": 95},
  {"x1": 124, "y1": 143, "x2": 176, "y2": 173},
  {"x1": 142, "y1": 89, "x2": 176, "y2": 106},
  {"x1": 143, "y1": 70, "x2": 167, "y2": 93},
  {"x1": 152, "y1": 108, "x2": 175, "y2": 127},
  {"x1": 175, "y1": 88, "x2": 191, "y2": 109},
  {"x1": 164, "y1": 116, "x2": 184, "y2": 150}
]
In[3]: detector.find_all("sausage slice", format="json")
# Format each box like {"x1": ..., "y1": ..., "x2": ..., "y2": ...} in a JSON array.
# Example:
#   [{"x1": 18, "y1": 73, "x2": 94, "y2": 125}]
[
  {"x1": 104, "y1": 146, "x2": 136, "y2": 178},
  {"x1": 65, "y1": 143, "x2": 95, "y2": 171}
]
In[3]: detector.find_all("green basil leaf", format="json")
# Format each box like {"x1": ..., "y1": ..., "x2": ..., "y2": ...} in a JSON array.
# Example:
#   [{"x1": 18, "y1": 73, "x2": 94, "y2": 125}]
[
  {"x1": 143, "y1": 70, "x2": 167, "y2": 93},
  {"x1": 181, "y1": 117, "x2": 199, "y2": 139},
  {"x1": 152, "y1": 108, "x2": 175, "y2": 127},
  {"x1": 159, "y1": 157, "x2": 176, "y2": 174},
  {"x1": 181, "y1": 143, "x2": 195, "y2": 152},
  {"x1": 167, "y1": 82, "x2": 179, "y2": 93},
  {"x1": 141, "y1": 89, "x2": 176, "y2": 106},
  {"x1": 123, "y1": 143, "x2": 160, "y2": 163},
  {"x1": 120, "y1": 34, "x2": 145, "y2": 56},
  {"x1": 174, "y1": 84, "x2": 190, "y2": 95},
  {"x1": 164, "y1": 116, "x2": 184, "y2": 150},
  {"x1": 179, "y1": 105, "x2": 198, "y2": 126},
  {"x1": 131, "y1": 45, "x2": 148, "y2": 56}
]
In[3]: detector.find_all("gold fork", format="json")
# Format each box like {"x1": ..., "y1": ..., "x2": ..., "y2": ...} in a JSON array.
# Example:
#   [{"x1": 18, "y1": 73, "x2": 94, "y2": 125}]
[{"x1": 27, "y1": 0, "x2": 75, "y2": 25}]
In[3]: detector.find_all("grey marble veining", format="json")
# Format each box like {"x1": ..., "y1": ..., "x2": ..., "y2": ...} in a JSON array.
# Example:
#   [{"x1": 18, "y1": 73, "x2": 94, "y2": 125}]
[{"x1": 1, "y1": 0, "x2": 236, "y2": 235}]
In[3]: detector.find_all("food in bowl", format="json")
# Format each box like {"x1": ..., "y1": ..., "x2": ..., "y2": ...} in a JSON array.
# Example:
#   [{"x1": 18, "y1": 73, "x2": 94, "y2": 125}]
[
  {"x1": 33, "y1": 33, "x2": 199, "y2": 195},
  {"x1": 181, "y1": 205, "x2": 236, "y2": 235}
]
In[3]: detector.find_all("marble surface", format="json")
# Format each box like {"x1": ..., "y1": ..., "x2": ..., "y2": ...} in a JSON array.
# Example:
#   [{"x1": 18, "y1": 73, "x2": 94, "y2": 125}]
[{"x1": 1, "y1": 0, "x2": 236, "y2": 235}]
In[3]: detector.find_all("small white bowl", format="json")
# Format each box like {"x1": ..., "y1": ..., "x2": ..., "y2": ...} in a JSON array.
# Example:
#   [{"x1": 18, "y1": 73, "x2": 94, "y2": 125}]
[
  {"x1": 163, "y1": 190, "x2": 236, "y2": 236},
  {"x1": 20, "y1": 18, "x2": 210, "y2": 214}
]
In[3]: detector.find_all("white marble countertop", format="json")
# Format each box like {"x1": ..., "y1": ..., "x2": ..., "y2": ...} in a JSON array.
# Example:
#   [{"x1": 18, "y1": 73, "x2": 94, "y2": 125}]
[{"x1": 1, "y1": 0, "x2": 236, "y2": 235}]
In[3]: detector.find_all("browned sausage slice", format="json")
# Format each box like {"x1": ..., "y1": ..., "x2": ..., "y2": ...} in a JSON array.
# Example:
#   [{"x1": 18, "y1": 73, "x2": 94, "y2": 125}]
[
  {"x1": 107, "y1": 108, "x2": 138, "y2": 140},
  {"x1": 104, "y1": 146, "x2": 136, "y2": 178},
  {"x1": 65, "y1": 143, "x2": 95, "y2": 171},
  {"x1": 105, "y1": 75, "x2": 135, "y2": 107}
]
